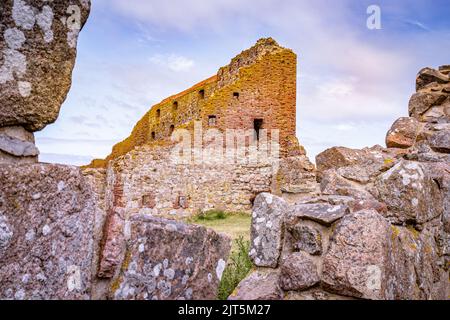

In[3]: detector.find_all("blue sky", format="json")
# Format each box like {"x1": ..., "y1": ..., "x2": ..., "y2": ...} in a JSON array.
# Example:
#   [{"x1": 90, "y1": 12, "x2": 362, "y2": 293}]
[{"x1": 35, "y1": 0, "x2": 450, "y2": 165}]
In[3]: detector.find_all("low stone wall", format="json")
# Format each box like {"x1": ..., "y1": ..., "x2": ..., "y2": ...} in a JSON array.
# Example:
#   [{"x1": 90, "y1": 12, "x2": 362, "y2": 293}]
[
  {"x1": 232, "y1": 66, "x2": 450, "y2": 301},
  {"x1": 232, "y1": 192, "x2": 448, "y2": 300},
  {"x1": 0, "y1": 162, "x2": 232, "y2": 300},
  {"x1": 0, "y1": 163, "x2": 96, "y2": 300},
  {"x1": 87, "y1": 144, "x2": 290, "y2": 218}
]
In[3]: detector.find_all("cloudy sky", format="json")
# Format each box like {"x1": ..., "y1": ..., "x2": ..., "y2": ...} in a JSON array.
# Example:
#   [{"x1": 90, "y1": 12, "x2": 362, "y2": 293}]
[{"x1": 35, "y1": 0, "x2": 450, "y2": 165}]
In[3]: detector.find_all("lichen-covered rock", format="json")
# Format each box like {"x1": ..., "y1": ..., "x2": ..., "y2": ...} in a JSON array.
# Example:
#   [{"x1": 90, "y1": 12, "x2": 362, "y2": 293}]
[
  {"x1": 228, "y1": 270, "x2": 282, "y2": 300},
  {"x1": 416, "y1": 67, "x2": 450, "y2": 91},
  {"x1": 320, "y1": 169, "x2": 377, "y2": 200},
  {"x1": 349, "y1": 198, "x2": 388, "y2": 215},
  {"x1": 316, "y1": 145, "x2": 401, "y2": 183},
  {"x1": 389, "y1": 225, "x2": 448, "y2": 300},
  {"x1": 428, "y1": 129, "x2": 450, "y2": 153},
  {"x1": 286, "y1": 202, "x2": 349, "y2": 227},
  {"x1": 406, "y1": 140, "x2": 450, "y2": 163},
  {"x1": 287, "y1": 224, "x2": 322, "y2": 255},
  {"x1": 0, "y1": 126, "x2": 39, "y2": 163},
  {"x1": 279, "y1": 252, "x2": 320, "y2": 291},
  {"x1": 249, "y1": 193, "x2": 289, "y2": 268},
  {"x1": 386, "y1": 117, "x2": 421, "y2": 149},
  {"x1": 373, "y1": 160, "x2": 444, "y2": 225},
  {"x1": 112, "y1": 215, "x2": 231, "y2": 300},
  {"x1": 0, "y1": 0, "x2": 91, "y2": 131},
  {"x1": 322, "y1": 210, "x2": 392, "y2": 299},
  {"x1": 0, "y1": 163, "x2": 95, "y2": 299},
  {"x1": 408, "y1": 92, "x2": 447, "y2": 120},
  {"x1": 284, "y1": 288, "x2": 355, "y2": 300},
  {"x1": 315, "y1": 146, "x2": 365, "y2": 178}
]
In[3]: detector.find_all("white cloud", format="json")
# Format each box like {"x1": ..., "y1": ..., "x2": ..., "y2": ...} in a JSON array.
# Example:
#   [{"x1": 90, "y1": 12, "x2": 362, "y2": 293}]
[
  {"x1": 36, "y1": 0, "x2": 450, "y2": 166},
  {"x1": 150, "y1": 54, "x2": 195, "y2": 72},
  {"x1": 403, "y1": 20, "x2": 431, "y2": 32},
  {"x1": 333, "y1": 123, "x2": 356, "y2": 131}
]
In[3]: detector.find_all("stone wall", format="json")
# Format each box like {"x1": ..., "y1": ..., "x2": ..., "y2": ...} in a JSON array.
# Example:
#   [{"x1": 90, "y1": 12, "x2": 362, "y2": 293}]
[
  {"x1": 83, "y1": 38, "x2": 312, "y2": 218},
  {"x1": 0, "y1": 1, "x2": 232, "y2": 300},
  {"x1": 232, "y1": 66, "x2": 450, "y2": 301},
  {"x1": 89, "y1": 38, "x2": 298, "y2": 167},
  {"x1": 97, "y1": 144, "x2": 274, "y2": 218}
]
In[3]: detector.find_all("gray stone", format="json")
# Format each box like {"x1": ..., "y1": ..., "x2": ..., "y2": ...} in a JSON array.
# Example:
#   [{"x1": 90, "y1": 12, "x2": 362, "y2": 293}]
[
  {"x1": 373, "y1": 160, "x2": 444, "y2": 225},
  {"x1": 0, "y1": 126, "x2": 39, "y2": 163},
  {"x1": 0, "y1": 0, "x2": 91, "y2": 132},
  {"x1": 0, "y1": 163, "x2": 96, "y2": 300},
  {"x1": 111, "y1": 215, "x2": 231, "y2": 300},
  {"x1": 296, "y1": 195, "x2": 356, "y2": 207},
  {"x1": 228, "y1": 270, "x2": 282, "y2": 300},
  {"x1": 279, "y1": 252, "x2": 319, "y2": 291},
  {"x1": 0, "y1": 133, "x2": 39, "y2": 157},
  {"x1": 288, "y1": 224, "x2": 322, "y2": 255},
  {"x1": 286, "y1": 202, "x2": 349, "y2": 226},
  {"x1": 249, "y1": 193, "x2": 289, "y2": 268},
  {"x1": 408, "y1": 92, "x2": 447, "y2": 119},
  {"x1": 428, "y1": 129, "x2": 450, "y2": 153},
  {"x1": 322, "y1": 210, "x2": 392, "y2": 299}
]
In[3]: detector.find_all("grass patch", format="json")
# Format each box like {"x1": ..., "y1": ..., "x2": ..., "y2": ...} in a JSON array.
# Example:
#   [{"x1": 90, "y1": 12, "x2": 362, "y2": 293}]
[
  {"x1": 195, "y1": 209, "x2": 227, "y2": 221},
  {"x1": 217, "y1": 236, "x2": 253, "y2": 300},
  {"x1": 189, "y1": 211, "x2": 251, "y2": 251},
  {"x1": 187, "y1": 211, "x2": 253, "y2": 299}
]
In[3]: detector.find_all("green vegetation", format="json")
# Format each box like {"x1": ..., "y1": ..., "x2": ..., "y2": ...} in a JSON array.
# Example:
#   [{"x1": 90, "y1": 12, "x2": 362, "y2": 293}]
[
  {"x1": 189, "y1": 210, "x2": 251, "y2": 251},
  {"x1": 194, "y1": 209, "x2": 227, "y2": 221},
  {"x1": 218, "y1": 236, "x2": 253, "y2": 300},
  {"x1": 188, "y1": 210, "x2": 253, "y2": 300}
]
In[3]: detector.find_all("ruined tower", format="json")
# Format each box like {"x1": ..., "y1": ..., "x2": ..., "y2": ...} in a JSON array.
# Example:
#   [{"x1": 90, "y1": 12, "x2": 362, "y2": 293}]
[
  {"x1": 85, "y1": 38, "x2": 310, "y2": 217},
  {"x1": 89, "y1": 38, "x2": 299, "y2": 168}
]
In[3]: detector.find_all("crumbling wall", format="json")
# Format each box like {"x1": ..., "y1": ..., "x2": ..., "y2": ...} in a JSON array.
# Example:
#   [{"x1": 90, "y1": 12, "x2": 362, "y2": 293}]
[
  {"x1": 96, "y1": 144, "x2": 275, "y2": 218},
  {"x1": 0, "y1": 1, "x2": 232, "y2": 300},
  {"x1": 89, "y1": 38, "x2": 298, "y2": 168},
  {"x1": 85, "y1": 38, "x2": 310, "y2": 217},
  {"x1": 232, "y1": 66, "x2": 450, "y2": 300}
]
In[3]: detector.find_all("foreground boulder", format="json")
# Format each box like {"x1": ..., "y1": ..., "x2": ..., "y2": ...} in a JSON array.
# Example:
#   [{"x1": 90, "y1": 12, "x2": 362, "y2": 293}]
[
  {"x1": 249, "y1": 193, "x2": 289, "y2": 268},
  {"x1": 373, "y1": 160, "x2": 444, "y2": 225},
  {"x1": 321, "y1": 210, "x2": 392, "y2": 299},
  {"x1": 389, "y1": 224, "x2": 448, "y2": 300},
  {"x1": 0, "y1": 163, "x2": 96, "y2": 299},
  {"x1": 0, "y1": 0, "x2": 91, "y2": 132},
  {"x1": 110, "y1": 215, "x2": 231, "y2": 300},
  {"x1": 279, "y1": 252, "x2": 320, "y2": 291}
]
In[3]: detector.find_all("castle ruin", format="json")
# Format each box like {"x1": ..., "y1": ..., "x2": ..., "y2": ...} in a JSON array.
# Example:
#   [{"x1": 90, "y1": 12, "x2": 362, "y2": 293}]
[
  {"x1": 0, "y1": 1, "x2": 447, "y2": 300},
  {"x1": 85, "y1": 38, "x2": 314, "y2": 218}
]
